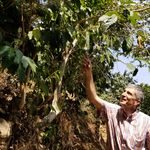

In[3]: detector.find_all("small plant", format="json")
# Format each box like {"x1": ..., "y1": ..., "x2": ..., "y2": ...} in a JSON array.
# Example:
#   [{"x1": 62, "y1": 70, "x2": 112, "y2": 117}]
[
  {"x1": 43, "y1": 124, "x2": 57, "y2": 144},
  {"x1": 78, "y1": 107, "x2": 88, "y2": 117}
]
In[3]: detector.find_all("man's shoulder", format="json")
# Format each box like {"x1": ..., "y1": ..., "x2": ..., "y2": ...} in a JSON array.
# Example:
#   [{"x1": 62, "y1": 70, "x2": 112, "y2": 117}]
[
  {"x1": 101, "y1": 99, "x2": 121, "y2": 109},
  {"x1": 138, "y1": 111, "x2": 150, "y2": 120}
]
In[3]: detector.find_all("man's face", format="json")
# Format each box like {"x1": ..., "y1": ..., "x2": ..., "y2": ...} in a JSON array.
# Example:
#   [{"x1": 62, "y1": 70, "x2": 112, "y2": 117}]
[{"x1": 120, "y1": 87, "x2": 139, "y2": 107}]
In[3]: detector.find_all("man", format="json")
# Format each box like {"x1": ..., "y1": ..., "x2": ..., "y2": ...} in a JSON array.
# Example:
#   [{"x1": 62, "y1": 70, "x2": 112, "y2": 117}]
[{"x1": 82, "y1": 53, "x2": 150, "y2": 150}]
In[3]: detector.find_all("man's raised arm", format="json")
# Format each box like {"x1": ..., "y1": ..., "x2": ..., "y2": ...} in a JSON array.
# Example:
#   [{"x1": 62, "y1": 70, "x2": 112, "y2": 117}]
[{"x1": 82, "y1": 53, "x2": 103, "y2": 111}]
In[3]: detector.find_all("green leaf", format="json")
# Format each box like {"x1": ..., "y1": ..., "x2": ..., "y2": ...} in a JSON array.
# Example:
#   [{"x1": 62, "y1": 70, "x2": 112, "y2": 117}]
[
  {"x1": 58, "y1": 70, "x2": 64, "y2": 77},
  {"x1": 22, "y1": 56, "x2": 37, "y2": 72},
  {"x1": 110, "y1": 37, "x2": 113, "y2": 48},
  {"x1": 106, "y1": 37, "x2": 109, "y2": 47},
  {"x1": 100, "y1": 54, "x2": 105, "y2": 62},
  {"x1": 98, "y1": 15, "x2": 110, "y2": 22},
  {"x1": 17, "y1": 0, "x2": 24, "y2": 3},
  {"x1": 40, "y1": 83, "x2": 49, "y2": 95},
  {"x1": 0, "y1": 47, "x2": 22, "y2": 74},
  {"x1": 50, "y1": 104, "x2": 56, "y2": 112},
  {"x1": 126, "y1": 35, "x2": 134, "y2": 50},
  {"x1": 57, "y1": 102, "x2": 62, "y2": 111},
  {"x1": 105, "y1": 11, "x2": 118, "y2": 16},
  {"x1": 44, "y1": 107, "x2": 48, "y2": 116},
  {"x1": 0, "y1": 31, "x2": 3, "y2": 43},
  {"x1": 7, "y1": 63, "x2": 19, "y2": 75},
  {"x1": 106, "y1": 49, "x2": 112, "y2": 64},
  {"x1": 42, "y1": 93, "x2": 45, "y2": 102},
  {"x1": 52, "y1": 11, "x2": 58, "y2": 21},
  {"x1": 96, "y1": 45, "x2": 101, "y2": 51},
  {"x1": 62, "y1": 30, "x2": 71, "y2": 48},
  {"x1": 7, "y1": 47, "x2": 15, "y2": 59},
  {"x1": 67, "y1": 25, "x2": 74, "y2": 36},
  {"x1": 54, "y1": 0, "x2": 61, "y2": 8},
  {"x1": 135, "y1": 57, "x2": 150, "y2": 65},
  {"x1": 85, "y1": 31, "x2": 90, "y2": 50},
  {"x1": 129, "y1": 12, "x2": 141, "y2": 27},
  {"x1": 17, "y1": 63, "x2": 26, "y2": 83},
  {"x1": 33, "y1": 29, "x2": 41, "y2": 41},
  {"x1": 4, "y1": 41, "x2": 12, "y2": 47},
  {"x1": 0, "y1": 46, "x2": 10, "y2": 58},
  {"x1": 28, "y1": 31, "x2": 33, "y2": 40},
  {"x1": 105, "y1": 14, "x2": 118, "y2": 30},
  {"x1": 120, "y1": 0, "x2": 136, "y2": 5},
  {"x1": 122, "y1": 35, "x2": 134, "y2": 55},
  {"x1": 126, "y1": 63, "x2": 135, "y2": 72},
  {"x1": 133, "y1": 68, "x2": 138, "y2": 76},
  {"x1": 1, "y1": 47, "x2": 15, "y2": 70},
  {"x1": 14, "y1": 49, "x2": 23, "y2": 64},
  {"x1": 123, "y1": 9, "x2": 130, "y2": 18},
  {"x1": 21, "y1": 56, "x2": 28, "y2": 69},
  {"x1": 48, "y1": 8, "x2": 58, "y2": 21},
  {"x1": 106, "y1": 52, "x2": 110, "y2": 63},
  {"x1": 29, "y1": 102, "x2": 36, "y2": 116},
  {"x1": 54, "y1": 72, "x2": 60, "y2": 83},
  {"x1": 98, "y1": 29, "x2": 102, "y2": 36},
  {"x1": 122, "y1": 40, "x2": 127, "y2": 53}
]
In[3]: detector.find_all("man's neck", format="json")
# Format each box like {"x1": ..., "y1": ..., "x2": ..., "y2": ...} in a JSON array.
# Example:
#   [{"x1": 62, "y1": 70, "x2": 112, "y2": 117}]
[{"x1": 123, "y1": 107, "x2": 136, "y2": 118}]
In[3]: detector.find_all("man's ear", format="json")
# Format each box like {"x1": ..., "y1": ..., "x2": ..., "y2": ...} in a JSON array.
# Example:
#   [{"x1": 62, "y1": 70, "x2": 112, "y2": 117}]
[{"x1": 135, "y1": 100, "x2": 141, "y2": 106}]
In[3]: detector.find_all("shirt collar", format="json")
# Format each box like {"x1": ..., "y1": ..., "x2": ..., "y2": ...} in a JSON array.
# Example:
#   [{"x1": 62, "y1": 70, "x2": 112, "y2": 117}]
[{"x1": 121, "y1": 108, "x2": 139, "y2": 121}]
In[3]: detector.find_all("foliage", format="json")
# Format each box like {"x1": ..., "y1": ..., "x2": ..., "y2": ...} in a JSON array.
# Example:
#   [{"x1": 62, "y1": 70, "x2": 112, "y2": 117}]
[
  {"x1": 0, "y1": 0, "x2": 149, "y2": 96},
  {"x1": 0, "y1": 46, "x2": 37, "y2": 83},
  {"x1": 100, "y1": 71, "x2": 137, "y2": 104},
  {"x1": 43, "y1": 124, "x2": 58, "y2": 143},
  {"x1": 139, "y1": 84, "x2": 150, "y2": 116}
]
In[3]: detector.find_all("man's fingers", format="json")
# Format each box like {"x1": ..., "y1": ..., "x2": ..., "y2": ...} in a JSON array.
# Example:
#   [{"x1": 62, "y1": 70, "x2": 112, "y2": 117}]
[
  {"x1": 82, "y1": 58, "x2": 90, "y2": 66},
  {"x1": 85, "y1": 52, "x2": 89, "y2": 59},
  {"x1": 82, "y1": 53, "x2": 91, "y2": 71}
]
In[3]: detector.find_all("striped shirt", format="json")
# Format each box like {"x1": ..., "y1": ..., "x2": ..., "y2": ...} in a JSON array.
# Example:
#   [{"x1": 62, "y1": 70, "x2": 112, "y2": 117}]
[{"x1": 100, "y1": 100, "x2": 150, "y2": 150}]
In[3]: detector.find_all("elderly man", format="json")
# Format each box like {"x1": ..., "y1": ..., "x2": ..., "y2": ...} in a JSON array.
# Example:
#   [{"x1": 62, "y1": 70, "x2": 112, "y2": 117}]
[{"x1": 82, "y1": 53, "x2": 150, "y2": 150}]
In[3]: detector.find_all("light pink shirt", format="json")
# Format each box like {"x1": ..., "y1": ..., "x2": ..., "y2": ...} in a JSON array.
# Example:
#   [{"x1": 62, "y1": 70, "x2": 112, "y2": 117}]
[{"x1": 100, "y1": 100, "x2": 150, "y2": 150}]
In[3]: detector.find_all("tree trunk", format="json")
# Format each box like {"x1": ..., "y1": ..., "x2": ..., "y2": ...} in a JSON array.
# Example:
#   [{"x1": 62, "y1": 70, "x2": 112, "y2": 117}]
[{"x1": 37, "y1": 39, "x2": 77, "y2": 130}]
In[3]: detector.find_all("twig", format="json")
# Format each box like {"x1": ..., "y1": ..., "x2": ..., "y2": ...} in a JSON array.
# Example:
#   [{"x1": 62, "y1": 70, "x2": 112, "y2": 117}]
[
  {"x1": 145, "y1": 48, "x2": 150, "y2": 56},
  {"x1": 20, "y1": 2, "x2": 26, "y2": 54},
  {"x1": 124, "y1": 23, "x2": 133, "y2": 33},
  {"x1": 27, "y1": 2, "x2": 33, "y2": 33},
  {"x1": 0, "y1": 27, "x2": 17, "y2": 37},
  {"x1": 61, "y1": 15, "x2": 100, "y2": 31},
  {"x1": 6, "y1": 1, "x2": 15, "y2": 9},
  {"x1": 20, "y1": 2, "x2": 25, "y2": 38},
  {"x1": 133, "y1": 7, "x2": 150, "y2": 12}
]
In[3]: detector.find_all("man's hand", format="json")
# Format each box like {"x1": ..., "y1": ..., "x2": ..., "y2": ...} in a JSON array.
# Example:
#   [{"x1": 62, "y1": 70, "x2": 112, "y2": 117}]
[{"x1": 82, "y1": 53, "x2": 92, "y2": 74}]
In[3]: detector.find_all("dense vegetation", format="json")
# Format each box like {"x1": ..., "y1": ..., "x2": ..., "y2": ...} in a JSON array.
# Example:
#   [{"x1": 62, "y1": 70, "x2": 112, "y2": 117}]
[{"x1": 0, "y1": 0, "x2": 150, "y2": 149}]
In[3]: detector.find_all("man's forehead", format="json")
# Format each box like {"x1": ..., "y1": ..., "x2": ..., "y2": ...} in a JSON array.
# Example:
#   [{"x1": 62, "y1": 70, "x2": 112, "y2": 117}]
[{"x1": 124, "y1": 87, "x2": 136, "y2": 94}]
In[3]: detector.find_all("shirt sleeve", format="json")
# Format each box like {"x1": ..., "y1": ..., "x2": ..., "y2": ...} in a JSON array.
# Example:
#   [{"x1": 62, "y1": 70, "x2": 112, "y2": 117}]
[
  {"x1": 145, "y1": 121, "x2": 150, "y2": 150},
  {"x1": 100, "y1": 100, "x2": 121, "y2": 121}
]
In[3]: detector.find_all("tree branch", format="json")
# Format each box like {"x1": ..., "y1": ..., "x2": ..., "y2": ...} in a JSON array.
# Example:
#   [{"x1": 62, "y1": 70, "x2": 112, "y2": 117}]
[
  {"x1": 133, "y1": 7, "x2": 150, "y2": 12},
  {"x1": 61, "y1": 6, "x2": 150, "y2": 31},
  {"x1": 20, "y1": 2, "x2": 25, "y2": 38},
  {"x1": 27, "y1": 2, "x2": 33, "y2": 33},
  {"x1": 61, "y1": 16, "x2": 100, "y2": 31},
  {"x1": 0, "y1": 27, "x2": 17, "y2": 37},
  {"x1": 20, "y1": 2, "x2": 26, "y2": 54},
  {"x1": 37, "y1": 39, "x2": 78, "y2": 130},
  {"x1": 72, "y1": 16, "x2": 100, "y2": 26}
]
